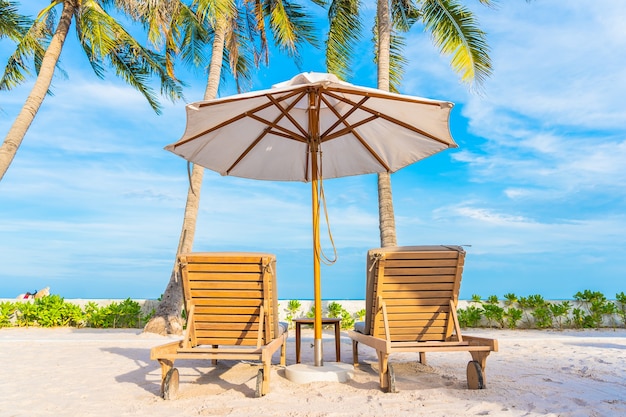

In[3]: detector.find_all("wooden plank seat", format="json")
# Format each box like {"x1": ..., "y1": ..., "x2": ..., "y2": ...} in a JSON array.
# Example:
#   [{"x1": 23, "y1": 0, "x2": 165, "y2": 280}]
[
  {"x1": 347, "y1": 246, "x2": 498, "y2": 392},
  {"x1": 150, "y1": 252, "x2": 287, "y2": 398}
]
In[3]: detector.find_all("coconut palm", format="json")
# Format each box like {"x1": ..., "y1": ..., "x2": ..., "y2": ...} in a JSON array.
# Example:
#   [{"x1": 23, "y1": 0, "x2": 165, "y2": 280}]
[
  {"x1": 0, "y1": 0, "x2": 184, "y2": 182},
  {"x1": 326, "y1": 0, "x2": 493, "y2": 247},
  {"x1": 140, "y1": 0, "x2": 321, "y2": 335}
]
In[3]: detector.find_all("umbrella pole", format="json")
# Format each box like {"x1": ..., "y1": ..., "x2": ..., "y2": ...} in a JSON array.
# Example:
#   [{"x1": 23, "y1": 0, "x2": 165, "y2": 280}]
[{"x1": 311, "y1": 151, "x2": 323, "y2": 367}]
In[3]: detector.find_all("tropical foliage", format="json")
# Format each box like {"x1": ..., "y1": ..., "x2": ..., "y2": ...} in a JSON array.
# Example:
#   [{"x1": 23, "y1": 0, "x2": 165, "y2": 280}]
[
  {"x1": 0, "y1": 0, "x2": 184, "y2": 181},
  {"x1": 1, "y1": 295, "x2": 151, "y2": 328}
]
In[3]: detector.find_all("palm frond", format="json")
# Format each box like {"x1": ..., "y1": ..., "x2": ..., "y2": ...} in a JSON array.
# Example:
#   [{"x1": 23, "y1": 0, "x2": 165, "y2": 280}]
[
  {"x1": 420, "y1": 0, "x2": 492, "y2": 88},
  {"x1": 391, "y1": 0, "x2": 420, "y2": 32},
  {"x1": 193, "y1": 0, "x2": 237, "y2": 28},
  {"x1": 0, "y1": 0, "x2": 32, "y2": 41},
  {"x1": 0, "y1": 5, "x2": 54, "y2": 91},
  {"x1": 263, "y1": 0, "x2": 319, "y2": 62},
  {"x1": 77, "y1": 0, "x2": 184, "y2": 113},
  {"x1": 175, "y1": 5, "x2": 211, "y2": 71},
  {"x1": 325, "y1": 0, "x2": 362, "y2": 80}
]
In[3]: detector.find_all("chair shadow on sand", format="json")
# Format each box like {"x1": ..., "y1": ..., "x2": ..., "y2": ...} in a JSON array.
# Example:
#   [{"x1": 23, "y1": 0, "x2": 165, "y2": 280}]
[{"x1": 102, "y1": 347, "x2": 264, "y2": 398}]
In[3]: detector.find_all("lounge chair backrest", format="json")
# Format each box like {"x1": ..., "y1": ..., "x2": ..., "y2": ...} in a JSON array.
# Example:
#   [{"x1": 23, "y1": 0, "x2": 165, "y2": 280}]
[
  {"x1": 364, "y1": 245, "x2": 465, "y2": 342},
  {"x1": 178, "y1": 252, "x2": 279, "y2": 347}
]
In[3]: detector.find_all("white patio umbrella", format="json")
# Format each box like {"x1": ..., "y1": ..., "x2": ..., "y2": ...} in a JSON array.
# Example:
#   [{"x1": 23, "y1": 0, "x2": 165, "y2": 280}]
[{"x1": 165, "y1": 72, "x2": 457, "y2": 366}]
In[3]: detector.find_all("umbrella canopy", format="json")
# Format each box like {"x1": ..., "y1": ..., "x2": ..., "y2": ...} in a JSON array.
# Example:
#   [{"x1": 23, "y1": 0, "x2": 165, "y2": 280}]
[{"x1": 166, "y1": 72, "x2": 457, "y2": 366}]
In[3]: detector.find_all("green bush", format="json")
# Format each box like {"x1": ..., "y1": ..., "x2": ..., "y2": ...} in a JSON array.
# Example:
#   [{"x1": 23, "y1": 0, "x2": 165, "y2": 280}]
[
  {"x1": 616, "y1": 292, "x2": 626, "y2": 326},
  {"x1": 285, "y1": 300, "x2": 302, "y2": 328},
  {"x1": 504, "y1": 307, "x2": 523, "y2": 329},
  {"x1": 327, "y1": 301, "x2": 356, "y2": 329},
  {"x1": 85, "y1": 299, "x2": 143, "y2": 328},
  {"x1": 0, "y1": 301, "x2": 17, "y2": 327},
  {"x1": 458, "y1": 305, "x2": 483, "y2": 328},
  {"x1": 574, "y1": 290, "x2": 616, "y2": 329},
  {"x1": 6, "y1": 295, "x2": 148, "y2": 329}
]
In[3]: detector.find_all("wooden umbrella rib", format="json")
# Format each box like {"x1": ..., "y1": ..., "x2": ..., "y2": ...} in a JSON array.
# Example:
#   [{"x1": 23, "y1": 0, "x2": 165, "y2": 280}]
[
  {"x1": 319, "y1": 94, "x2": 370, "y2": 139},
  {"x1": 317, "y1": 107, "x2": 390, "y2": 171},
  {"x1": 226, "y1": 129, "x2": 271, "y2": 175},
  {"x1": 246, "y1": 113, "x2": 307, "y2": 143},
  {"x1": 172, "y1": 112, "x2": 248, "y2": 148},
  {"x1": 323, "y1": 90, "x2": 452, "y2": 146},
  {"x1": 326, "y1": 86, "x2": 449, "y2": 107},
  {"x1": 225, "y1": 89, "x2": 309, "y2": 174},
  {"x1": 351, "y1": 128, "x2": 391, "y2": 171},
  {"x1": 322, "y1": 114, "x2": 380, "y2": 142},
  {"x1": 173, "y1": 89, "x2": 308, "y2": 149},
  {"x1": 267, "y1": 93, "x2": 310, "y2": 139}
]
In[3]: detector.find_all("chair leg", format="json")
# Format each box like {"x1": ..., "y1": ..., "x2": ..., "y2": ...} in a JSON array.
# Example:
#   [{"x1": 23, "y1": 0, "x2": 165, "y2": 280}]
[
  {"x1": 419, "y1": 352, "x2": 427, "y2": 365},
  {"x1": 212, "y1": 345, "x2": 218, "y2": 365},
  {"x1": 469, "y1": 351, "x2": 491, "y2": 387},
  {"x1": 352, "y1": 340, "x2": 359, "y2": 366},
  {"x1": 157, "y1": 359, "x2": 174, "y2": 382},
  {"x1": 261, "y1": 360, "x2": 271, "y2": 396},
  {"x1": 377, "y1": 351, "x2": 390, "y2": 392},
  {"x1": 279, "y1": 338, "x2": 287, "y2": 367}
]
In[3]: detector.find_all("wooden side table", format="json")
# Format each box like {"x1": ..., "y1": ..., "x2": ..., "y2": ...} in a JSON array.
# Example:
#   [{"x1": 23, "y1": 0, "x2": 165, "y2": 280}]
[{"x1": 293, "y1": 317, "x2": 342, "y2": 363}]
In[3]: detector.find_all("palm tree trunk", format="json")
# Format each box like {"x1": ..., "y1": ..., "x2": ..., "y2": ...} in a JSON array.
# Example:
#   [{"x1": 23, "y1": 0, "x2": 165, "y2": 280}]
[
  {"x1": 0, "y1": 1, "x2": 75, "y2": 181},
  {"x1": 376, "y1": 0, "x2": 397, "y2": 247},
  {"x1": 144, "y1": 21, "x2": 227, "y2": 335}
]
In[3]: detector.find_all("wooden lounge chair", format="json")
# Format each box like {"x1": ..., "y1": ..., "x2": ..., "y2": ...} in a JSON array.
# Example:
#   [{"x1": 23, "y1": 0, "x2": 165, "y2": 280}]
[
  {"x1": 347, "y1": 245, "x2": 498, "y2": 392},
  {"x1": 150, "y1": 252, "x2": 288, "y2": 399}
]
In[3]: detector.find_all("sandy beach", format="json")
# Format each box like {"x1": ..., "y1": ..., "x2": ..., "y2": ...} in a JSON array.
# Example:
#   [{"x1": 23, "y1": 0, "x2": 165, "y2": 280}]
[{"x1": 1, "y1": 327, "x2": 625, "y2": 417}]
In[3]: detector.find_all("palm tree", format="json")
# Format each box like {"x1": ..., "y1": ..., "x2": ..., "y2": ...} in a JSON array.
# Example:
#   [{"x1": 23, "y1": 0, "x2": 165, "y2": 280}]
[
  {"x1": 0, "y1": 0, "x2": 184, "y2": 182},
  {"x1": 141, "y1": 0, "x2": 320, "y2": 335},
  {"x1": 326, "y1": 0, "x2": 493, "y2": 247}
]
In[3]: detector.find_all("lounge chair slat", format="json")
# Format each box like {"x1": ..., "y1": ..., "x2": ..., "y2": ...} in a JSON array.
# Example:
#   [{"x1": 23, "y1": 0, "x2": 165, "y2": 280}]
[
  {"x1": 186, "y1": 264, "x2": 264, "y2": 273},
  {"x1": 384, "y1": 267, "x2": 458, "y2": 276},
  {"x1": 191, "y1": 299, "x2": 262, "y2": 307},
  {"x1": 383, "y1": 283, "x2": 457, "y2": 291},
  {"x1": 193, "y1": 306, "x2": 261, "y2": 315},
  {"x1": 189, "y1": 289, "x2": 264, "y2": 298},
  {"x1": 194, "y1": 322, "x2": 260, "y2": 331},
  {"x1": 383, "y1": 275, "x2": 457, "y2": 284},
  {"x1": 383, "y1": 259, "x2": 460, "y2": 267}
]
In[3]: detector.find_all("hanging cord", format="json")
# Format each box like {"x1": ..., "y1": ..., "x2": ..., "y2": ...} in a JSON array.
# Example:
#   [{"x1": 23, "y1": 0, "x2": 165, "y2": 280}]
[
  {"x1": 368, "y1": 252, "x2": 383, "y2": 272},
  {"x1": 316, "y1": 150, "x2": 338, "y2": 266},
  {"x1": 187, "y1": 161, "x2": 196, "y2": 196}
]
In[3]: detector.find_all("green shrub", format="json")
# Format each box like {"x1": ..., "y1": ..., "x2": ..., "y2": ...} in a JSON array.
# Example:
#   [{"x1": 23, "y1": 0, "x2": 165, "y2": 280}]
[
  {"x1": 285, "y1": 300, "x2": 302, "y2": 328},
  {"x1": 16, "y1": 301, "x2": 38, "y2": 327},
  {"x1": 616, "y1": 292, "x2": 626, "y2": 326},
  {"x1": 13, "y1": 295, "x2": 84, "y2": 327},
  {"x1": 574, "y1": 290, "x2": 616, "y2": 329},
  {"x1": 549, "y1": 301, "x2": 571, "y2": 329},
  {"x1": 457, "y1": 305, "x2": 483, "y2": 328},
  {"x1": 0, "y1": 301, "x2": 17, "y2": 327},
  {"x1": 504, "y1": 307, "x2": 523, "y2": 329},
  {"x1": 481, "y1": 295, "x2": 505, "y2": 328},
  {"x1": 327, "y1": 302, "x2": 356, "y2": 329}
]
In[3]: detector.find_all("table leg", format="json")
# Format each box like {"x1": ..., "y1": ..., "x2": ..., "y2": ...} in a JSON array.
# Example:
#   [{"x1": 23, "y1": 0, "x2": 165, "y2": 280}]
[
  {"x1": 295, "y1": 322, "x2": 302, "y2": 364},
  {"x1": 334, "y1": 321, "x2": 341, "y2": 362}
]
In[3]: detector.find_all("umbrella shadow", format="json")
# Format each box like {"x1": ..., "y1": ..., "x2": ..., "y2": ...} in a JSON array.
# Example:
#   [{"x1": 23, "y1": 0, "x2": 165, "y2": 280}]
[{"x1": 102, "y1": 347, "x2": 261, "y2": 398}]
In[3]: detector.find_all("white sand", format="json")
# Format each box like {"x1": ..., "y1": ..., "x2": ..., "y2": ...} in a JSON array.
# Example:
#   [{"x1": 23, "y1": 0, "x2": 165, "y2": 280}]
[{"x1": 1, "y1": 327, "x2": 625, "y2": 417}]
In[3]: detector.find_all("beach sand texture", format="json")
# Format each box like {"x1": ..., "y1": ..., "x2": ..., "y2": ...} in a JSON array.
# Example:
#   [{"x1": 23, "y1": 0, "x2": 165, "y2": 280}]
[{"x1": 1, "y1": 327, "x2": 625, "y2": 417}]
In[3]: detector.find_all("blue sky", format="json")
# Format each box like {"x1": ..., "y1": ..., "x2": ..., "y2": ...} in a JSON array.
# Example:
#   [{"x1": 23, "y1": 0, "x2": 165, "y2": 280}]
[{"x1": 1, "y1": 1, "x2": 625, "y2": 301}]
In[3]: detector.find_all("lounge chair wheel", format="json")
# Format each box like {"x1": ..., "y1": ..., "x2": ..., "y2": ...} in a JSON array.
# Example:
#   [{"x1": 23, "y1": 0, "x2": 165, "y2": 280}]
[
  {"x1": 466, "y1": 361, "x2": 484, "y2": 390},
  {"x1": 386, "y1": 363, "x2": 397, "y2": 393},
  {"x1": 162, "y1": 368, "x2": 179, "y2": 400},
  {"x1": 255, "y1": 369, "x2": 264, "y2": 398}
]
